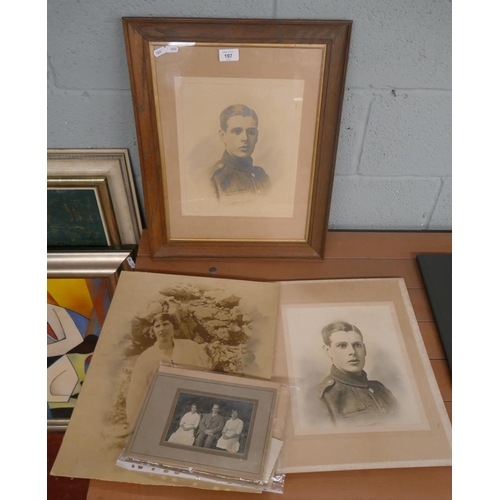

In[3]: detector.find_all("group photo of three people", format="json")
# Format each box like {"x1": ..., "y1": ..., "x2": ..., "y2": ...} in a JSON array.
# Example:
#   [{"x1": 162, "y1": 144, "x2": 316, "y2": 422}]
[{"x1": 167, "y1": 400, "x2": 246, "y2": 454}]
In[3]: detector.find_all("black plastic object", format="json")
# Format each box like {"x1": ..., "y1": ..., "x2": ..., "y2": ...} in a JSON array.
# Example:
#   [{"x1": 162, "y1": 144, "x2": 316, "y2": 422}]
[{"x1": 417, "y1": 254, "x2": 452, "y2": 373}]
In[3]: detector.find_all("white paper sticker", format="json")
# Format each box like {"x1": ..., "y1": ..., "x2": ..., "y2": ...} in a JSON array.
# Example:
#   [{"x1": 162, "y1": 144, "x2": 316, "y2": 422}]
[
  {"x1": 154, "y1": 45, "x2": 179, "y2": 57},
  {"x1": 219, "y1": 49, "x2": 239, "y2": 62},
  {"x1": 126, "y1": 256, "x2": 136, "y2": 269}
]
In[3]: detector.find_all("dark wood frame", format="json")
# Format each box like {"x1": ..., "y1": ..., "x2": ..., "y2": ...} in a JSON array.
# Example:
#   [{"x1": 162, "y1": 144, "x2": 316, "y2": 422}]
[{"x1": 123, "y1": 18, "x2": 351, "y2": 259}]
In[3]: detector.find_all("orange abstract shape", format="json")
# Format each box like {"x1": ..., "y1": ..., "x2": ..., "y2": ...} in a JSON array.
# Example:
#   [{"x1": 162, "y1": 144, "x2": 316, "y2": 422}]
[{"x1": 47, "y1": 278, "x2": 93, "y2": 318}]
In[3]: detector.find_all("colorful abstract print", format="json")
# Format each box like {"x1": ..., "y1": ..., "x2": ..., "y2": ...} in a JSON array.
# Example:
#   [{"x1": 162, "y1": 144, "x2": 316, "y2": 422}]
[{"x1": 47, "y1": 278, "x2": 111, "y2": 420}]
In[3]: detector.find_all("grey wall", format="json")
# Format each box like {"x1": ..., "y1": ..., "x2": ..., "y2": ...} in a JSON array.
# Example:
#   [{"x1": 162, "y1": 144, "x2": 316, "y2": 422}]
[{"x1": 47, "y1": 0, "x2": 451, "y2": 230}]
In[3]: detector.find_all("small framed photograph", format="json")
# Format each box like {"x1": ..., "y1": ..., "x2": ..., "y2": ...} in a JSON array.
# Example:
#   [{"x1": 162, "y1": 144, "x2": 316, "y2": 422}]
[
  {"x1": 122, "y1": 18, "x2": 351, "y2": 259},
  {"x1": 47, "y1": 149, "x2": 143, "y2": 246},
  {"x1": 121, "y1": 365, "x2": 280, "y2": 482},
  {"x1": 47, "y1": 249, "x2": 133, "y2": 430},
  {"x1": 273, "y1": 278, "x2": 452, "y2": 472}
]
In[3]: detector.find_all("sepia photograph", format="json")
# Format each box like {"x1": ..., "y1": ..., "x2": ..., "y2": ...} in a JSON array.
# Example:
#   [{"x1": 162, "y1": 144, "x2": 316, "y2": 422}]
[
  {"x1": 123, "y1": 365, "x2": 279, "y2": 481},
  {"x1": 152, "y1": 44, "x2": 324, "y2": 244},
  {"x1": 283, "y1": 304, "x2": 426, "y2": 434},
  {"x1": 173, "y1": 77, "x2": 303, "y2": 219},
  {"x1": 51, "y1": 271, "x2": 280, "y2": 486},
  {"x1": 273, "y1": 278, "x2": 452, "y2": 472}
]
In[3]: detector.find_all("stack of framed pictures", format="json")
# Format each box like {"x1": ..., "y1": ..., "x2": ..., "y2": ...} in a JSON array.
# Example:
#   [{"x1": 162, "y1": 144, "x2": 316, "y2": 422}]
[
  {"x1": 47, "y1": 149, "x2": 142, "y2": 247},
  {"x1": 47, "y1": 149, "x2": 143, "y2": 430}
]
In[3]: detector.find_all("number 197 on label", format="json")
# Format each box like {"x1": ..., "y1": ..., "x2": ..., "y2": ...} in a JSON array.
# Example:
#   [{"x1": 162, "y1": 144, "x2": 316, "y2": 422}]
[{"x1": 219, "y1": 49, "x2": 240, "y2": 62}]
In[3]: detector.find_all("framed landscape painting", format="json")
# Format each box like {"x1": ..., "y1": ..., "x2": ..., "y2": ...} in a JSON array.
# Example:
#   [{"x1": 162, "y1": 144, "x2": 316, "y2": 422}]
[{"x1": 123, "y1": 18, "x2": 351, "y2": 259}]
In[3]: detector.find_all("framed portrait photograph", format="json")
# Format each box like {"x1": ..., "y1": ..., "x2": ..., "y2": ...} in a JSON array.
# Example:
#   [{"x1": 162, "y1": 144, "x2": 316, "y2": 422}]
[
  {"x1": 121, "y1": 365, "x2": 280, "y2": 482},
  {"x1": 47, "y1": 249, "x2": 133, "y2": 430},
  {"x1": 122, "y1": 18, "x2": 352, "y2": 259},
  {"x1": 273, "y1": 278, "x2": 452, "y2": 472},
  {"x1": 47, "y1": 149, "x2": 143, "y2": 246}
]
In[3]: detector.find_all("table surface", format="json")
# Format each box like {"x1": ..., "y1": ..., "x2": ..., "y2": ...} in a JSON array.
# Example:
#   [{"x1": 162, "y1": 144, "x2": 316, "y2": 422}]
[{"x1": 47, "y1": 230, "x2": 452, "y2": 500}]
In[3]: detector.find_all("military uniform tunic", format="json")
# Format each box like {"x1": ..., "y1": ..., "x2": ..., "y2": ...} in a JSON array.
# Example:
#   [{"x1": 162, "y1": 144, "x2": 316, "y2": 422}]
[
  {"x1": 211, "y1": 151, "x2": 270, "y2": 202},
  {"x1": 315, "y1": 364, "x2": 398, "y2": 427}
]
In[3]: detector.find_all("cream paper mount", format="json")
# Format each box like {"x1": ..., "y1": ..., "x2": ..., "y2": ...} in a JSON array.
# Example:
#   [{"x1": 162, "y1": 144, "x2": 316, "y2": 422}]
[
  {"x1": 273, "y1": 277, "x2": 452, "y2": 472},
  {"x1": 51, "y1": 271, "x2": 280, "y2": 490}
]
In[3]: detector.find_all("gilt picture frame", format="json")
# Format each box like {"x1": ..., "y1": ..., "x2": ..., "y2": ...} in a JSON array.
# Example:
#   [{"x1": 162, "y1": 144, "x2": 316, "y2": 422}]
[
  {"x1": 47, "y1": 249, "x2": 133, "y2": 430},
  {"x1": 47, "y1": 176, "x2": 121, "y2": 247},
  {"x1": 47, "y1": 149, "x2": 143, "y2": 246},
  {"x1": 122, "y1": 18, "x2": 351, "y2": 259}
]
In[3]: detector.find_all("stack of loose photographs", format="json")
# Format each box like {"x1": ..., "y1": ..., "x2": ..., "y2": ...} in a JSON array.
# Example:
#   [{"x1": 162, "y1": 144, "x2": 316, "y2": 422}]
[
  {"x1": 52, "y1": 272, "x2": 451, "y2": 495},
  {"x1": 52, "y1": 271, "x2": 290, "y2": 493},
  {"x1": 116, "y1": 364, "x2": 289, "y2": 493}
]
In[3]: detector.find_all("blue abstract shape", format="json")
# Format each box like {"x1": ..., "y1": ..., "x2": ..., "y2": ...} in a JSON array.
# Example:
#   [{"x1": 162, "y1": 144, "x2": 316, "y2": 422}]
[{"x1": 66, "y1": 309, "x2": 89, "y2": 337}]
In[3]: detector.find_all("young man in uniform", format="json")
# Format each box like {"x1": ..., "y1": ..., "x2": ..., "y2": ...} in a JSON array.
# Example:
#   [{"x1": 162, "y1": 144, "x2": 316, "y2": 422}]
[
  {"x1": 315, "y1": 321, "x2": 398, "y2": 427},
  {"x1": 211, "y1": 104, "x2": 270, "y2": 203}
]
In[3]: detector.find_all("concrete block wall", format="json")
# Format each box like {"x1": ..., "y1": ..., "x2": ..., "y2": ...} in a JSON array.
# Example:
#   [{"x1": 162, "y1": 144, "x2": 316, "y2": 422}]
[{"x1": 47, "y1": 0, "x2": 452, "y2": 230}]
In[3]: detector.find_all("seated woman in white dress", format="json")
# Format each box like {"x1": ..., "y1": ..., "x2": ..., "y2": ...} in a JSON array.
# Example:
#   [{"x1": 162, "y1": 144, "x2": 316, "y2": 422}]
[
  {"x1": 168, "y1": 404, "x2": 201, "y2": 446},
  {"x1": 216, "y1": 410, "x2": 244, "y2": 453}
]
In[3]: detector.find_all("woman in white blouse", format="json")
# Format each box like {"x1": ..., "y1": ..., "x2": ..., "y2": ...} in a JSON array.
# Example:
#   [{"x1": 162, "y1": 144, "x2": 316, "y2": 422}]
[
  {"x1": 167, "y1": 404, "x2": 201, "y2": 446},
  {"x1": 216, "y1": 409, "x2": 244, "y2": 453}
]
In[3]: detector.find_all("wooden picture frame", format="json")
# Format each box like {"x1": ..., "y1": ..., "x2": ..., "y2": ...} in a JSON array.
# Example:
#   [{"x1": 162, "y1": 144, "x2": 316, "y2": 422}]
[
  {"x1": 47, "y1": 149, "x2": 143, "y2": 246},
  {"x1": 47, "y1": 249, "x2": 133, "y2": 430},
  {"x1": 122, "y1": 18, "x2": 351, "y2": 259}
]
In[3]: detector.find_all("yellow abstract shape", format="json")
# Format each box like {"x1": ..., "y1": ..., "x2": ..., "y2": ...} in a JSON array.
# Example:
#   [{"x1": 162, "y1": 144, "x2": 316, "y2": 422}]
[
  {"x1": 48, "y1": 400, "x2": 77, "y2": 410},
  {"x1": 47, "y1": 278, "x2": 93, "y2": 318},
  {"x1": 67, "y1": 353, "x2": 90, "y2": 380}
]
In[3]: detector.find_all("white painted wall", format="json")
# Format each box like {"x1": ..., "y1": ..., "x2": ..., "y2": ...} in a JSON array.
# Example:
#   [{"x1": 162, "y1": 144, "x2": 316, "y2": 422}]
[{"x1": 47, "y1": 0, "x2": 451, "y2": 230}]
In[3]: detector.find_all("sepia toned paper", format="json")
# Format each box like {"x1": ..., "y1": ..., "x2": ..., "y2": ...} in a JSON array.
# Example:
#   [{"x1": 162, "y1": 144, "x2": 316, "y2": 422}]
[
  {"x1": 152, "y1": 43, "x2": 325, "y2": 241},
  {"x1": 175, "y1": 76, "x2": 303, "y2": 219},
  {"x1": 51, "y1": 271, "x2": 280, "y2": 487},
  {"x1": 273, "y1": 278, "x2": 452, "y2": 472}
]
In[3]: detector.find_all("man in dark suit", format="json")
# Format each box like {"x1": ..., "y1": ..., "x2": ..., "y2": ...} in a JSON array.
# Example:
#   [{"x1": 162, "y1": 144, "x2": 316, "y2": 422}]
[{"x1": 194, "y1": 403, "x2": 225, "y2": 448}]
